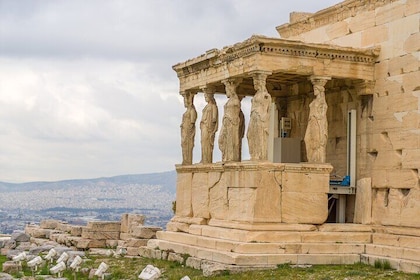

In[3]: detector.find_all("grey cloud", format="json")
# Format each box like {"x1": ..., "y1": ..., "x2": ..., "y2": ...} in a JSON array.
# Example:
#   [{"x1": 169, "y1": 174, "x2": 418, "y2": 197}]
[
  {"x1": 0, "y1": 0, "x2": 335, "y2": 61},
  {"x1": 1, "y1": 1, "x2": 234, "y2": 60},
  {"x1": 0, "y1": 0, "x2": 341, "y2": 182}
]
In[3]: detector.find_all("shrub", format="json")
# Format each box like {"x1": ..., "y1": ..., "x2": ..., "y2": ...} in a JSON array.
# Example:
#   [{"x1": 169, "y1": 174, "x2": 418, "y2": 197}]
[{"x1": 374, "y1": 259, "x2": 393, "y2": 270}]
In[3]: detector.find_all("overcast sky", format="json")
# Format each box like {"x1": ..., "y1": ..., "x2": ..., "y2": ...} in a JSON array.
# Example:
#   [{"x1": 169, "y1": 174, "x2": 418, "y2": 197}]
[{"x1": 0, "y1": 0, "x2": 341, "y2": 183}]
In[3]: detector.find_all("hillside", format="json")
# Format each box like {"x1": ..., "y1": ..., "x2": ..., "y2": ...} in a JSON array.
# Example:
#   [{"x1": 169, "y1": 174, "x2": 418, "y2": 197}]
[
  {"x1": 0, "y1": 170, "x2": 177, "y2": 193},
  {"x1": 0, "y1": 170, "x2": 177, "y2": 233}
]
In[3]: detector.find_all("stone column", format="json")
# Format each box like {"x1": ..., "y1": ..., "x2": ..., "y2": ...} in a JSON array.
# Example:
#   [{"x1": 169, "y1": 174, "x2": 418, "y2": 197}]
[
  {"x1": 247, "y1": 71, "x2": 272, "y2": 161},
  {"x1": 354, "y1": 80, "x2": 374, "y2": 224},
  {"x1": 200, "y1": 86, "x2": 218, "y2": 164},
  {"x1": 180, "y1": 91, "x2": 197, "y2": 165},
  {"x1": 354, "y1": 79, "x2": 375, "y2": 179},
  {"x1": 354, "y1": 80, "x2": 374, "y2": 118},
  {"x1": 304, "y1": 76, "x2": 331, "y2": 163},
  {"x1": 218, "y1": 78, "x2": 242, "y2": 162}
]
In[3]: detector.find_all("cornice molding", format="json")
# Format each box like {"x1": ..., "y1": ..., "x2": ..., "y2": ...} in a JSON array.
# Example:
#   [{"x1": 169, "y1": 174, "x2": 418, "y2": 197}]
[{"x1": 173, "y1": 36, "x2": 379, "y2": 77}]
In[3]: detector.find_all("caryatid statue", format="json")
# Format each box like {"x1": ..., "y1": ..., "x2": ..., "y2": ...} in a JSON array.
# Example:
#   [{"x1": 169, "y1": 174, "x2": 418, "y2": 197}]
[
  {"x1": 200, "y1": 87, "x2": 218, "y2": 164},
  {"x1": 247, "y1": 72, "x2": 272, "y2": 161},
  {"x1": 218, "y1": 79, "x2": 242, "y2": 162},
  {"x1": 180, "y1": 91, "x2": 197, "y2": 165},
  {"x1": 238, "y1": 95, "x2": 245, "y2": 161},
  {"x1": 304, "y1": 76, "x2": 330, "y2": 163}
]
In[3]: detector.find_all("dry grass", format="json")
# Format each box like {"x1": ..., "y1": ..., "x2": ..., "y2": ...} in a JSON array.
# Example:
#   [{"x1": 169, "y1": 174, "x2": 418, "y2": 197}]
[{"x1": 1, "y1": 255, "x2": 420, "y2": 279}]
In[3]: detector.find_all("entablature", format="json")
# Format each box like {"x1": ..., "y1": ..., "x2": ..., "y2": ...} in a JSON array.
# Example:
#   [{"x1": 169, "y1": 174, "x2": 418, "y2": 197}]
[{"x1": 173, "y1": 35, "x2": 379, "y2": 95}]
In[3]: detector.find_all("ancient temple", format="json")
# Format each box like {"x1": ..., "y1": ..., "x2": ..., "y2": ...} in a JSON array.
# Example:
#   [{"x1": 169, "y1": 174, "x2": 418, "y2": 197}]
[{"x1": 141, "y1": 0, "x2": 420, "y2": 273}]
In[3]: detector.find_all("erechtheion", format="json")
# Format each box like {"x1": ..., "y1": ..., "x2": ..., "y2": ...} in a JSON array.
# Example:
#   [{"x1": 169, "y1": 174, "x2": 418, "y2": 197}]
[{"x1": 141, "y1": 0, "x2": 420, "y2": 273}]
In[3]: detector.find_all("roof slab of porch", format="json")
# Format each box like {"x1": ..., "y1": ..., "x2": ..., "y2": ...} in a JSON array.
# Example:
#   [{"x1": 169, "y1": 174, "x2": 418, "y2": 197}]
[{"x1": 172, "y1": 35, "x2": 379, "y2": 96}]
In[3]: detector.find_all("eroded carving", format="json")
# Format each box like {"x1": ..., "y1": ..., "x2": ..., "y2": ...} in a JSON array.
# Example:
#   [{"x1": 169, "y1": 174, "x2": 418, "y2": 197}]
[
  {"x1": 238, "y1": 95, "x2": 245, "y2": 161},
  {"x1": 247, "y1": 72, "x2": 272, "y2": 161},
  {"x1": 200, "y1": 87, "x2": 218, "y2": 164},
  {"x1": 219, "y1": 79, "x2": 242, "y2": 162},
  {"x1": 304, "y1": 76, "x2": 330, "y2": 163},
  {"x1": 180, "y1": 91, "x2": 197, "y2": 165}
]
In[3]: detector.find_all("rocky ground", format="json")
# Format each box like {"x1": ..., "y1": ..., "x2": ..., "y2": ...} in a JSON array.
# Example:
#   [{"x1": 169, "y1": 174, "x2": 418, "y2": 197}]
[{"x1": 0, "y1": 213, "x2": 164, "y2": 279}]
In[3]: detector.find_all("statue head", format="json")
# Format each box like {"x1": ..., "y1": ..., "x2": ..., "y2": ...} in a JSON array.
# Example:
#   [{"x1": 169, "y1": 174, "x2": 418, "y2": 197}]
[
  {"x1": 313, "y1": 84, "x2": 325, "y2": 97},
  {"x1": 182, "y1": 92, "x2": 194, "y2": 108},
  {"x1": 252, "y1": 73, "x2": 267, "y2": 92},
  {"x1": 222, "y1": 78, "x2": 241, "y2": 99},
  {"x1": 225, "y1": 84, "x2": 237, "y2": 99},
  {"x1": 204, "y1": 93, "x2": 215, "y2": 103}
]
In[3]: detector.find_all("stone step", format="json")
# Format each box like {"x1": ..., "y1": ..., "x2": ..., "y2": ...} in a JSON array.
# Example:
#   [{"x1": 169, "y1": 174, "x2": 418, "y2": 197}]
[
  {"x1": 148, "y1": 239, "x2": 360, "y2": 266},
  {"x1": 188, "y1": 222, "x2": 372, "y2": 234},
  {"x1": 365, "y1": 244, "x2": 420, "y2": 262},
  {"x1": 361, "y1": 254, "x2": 420, "y2": 274},
  {"x1": 206, "y1": 219, "x2": 318, "y2": 231},
  {"x1": 372, "y1": 233, "x2": 420, "y2": 249},
  {"x1": 175, "y1": 225, "x2": 372, "y2": 244},
  {"x1": 317, "y1": 224, "x2": 373, "y2": 232},
  {"x1": 157, "y1": 231, "x2": 366, "y2": 255},
  {"x1": 373, "y1": 226, "x2": 420, "y2": 237}
]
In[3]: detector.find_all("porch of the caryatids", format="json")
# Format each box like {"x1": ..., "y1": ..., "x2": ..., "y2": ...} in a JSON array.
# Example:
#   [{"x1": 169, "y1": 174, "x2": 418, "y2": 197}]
[
  {"x1": 200, "y1": 86, "x2": 218, "y2": 164},
  {"x1": 180, "y1": 90, "x2": 197, "y2": 165},
  {"x1": 304, "y1": 76, "x2": 331, "y2": 163},
  {"x1": 218, "y1": 78, "x2": 242, "y2": 162},
  {"x1": 247, "y1": 71, "x2": 272, "y2": 161}
]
